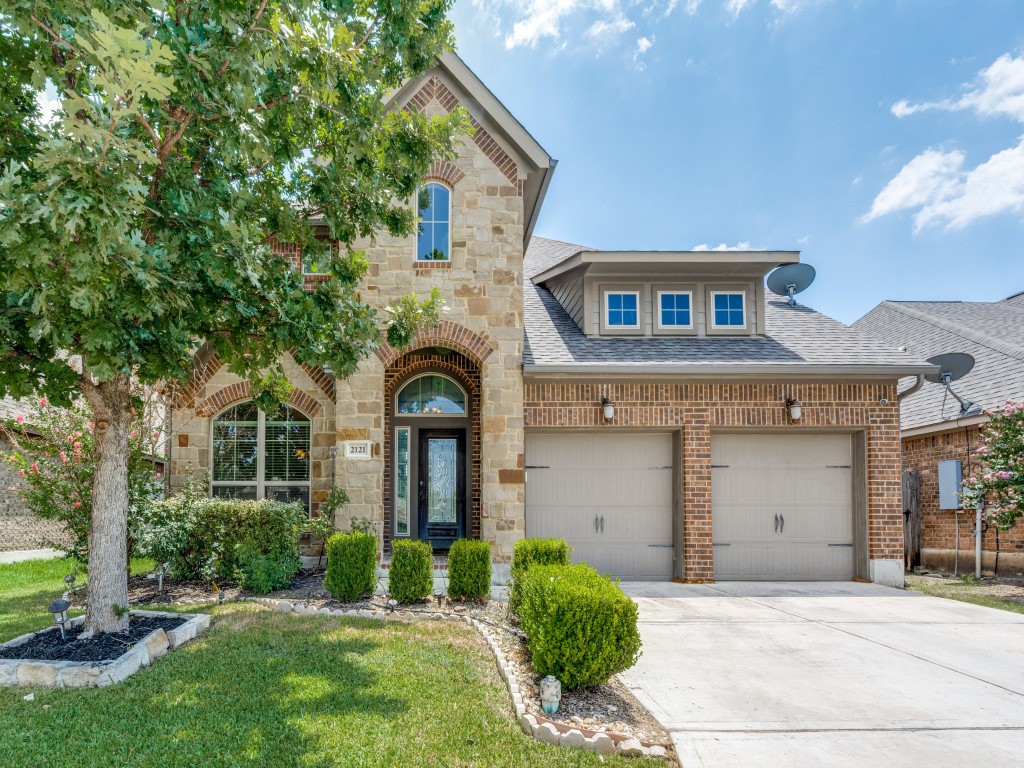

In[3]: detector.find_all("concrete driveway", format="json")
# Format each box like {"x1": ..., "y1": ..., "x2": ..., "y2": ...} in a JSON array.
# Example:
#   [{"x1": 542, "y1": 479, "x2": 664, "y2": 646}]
[{"x1": 618, "y1": 581, "x2": 1024, "y2": 768}]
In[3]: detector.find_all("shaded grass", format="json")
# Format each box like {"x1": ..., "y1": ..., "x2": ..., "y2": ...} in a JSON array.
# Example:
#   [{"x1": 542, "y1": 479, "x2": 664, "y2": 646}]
[
  {"x1": 906, "y1": 574, "x2": 1024, "y2": 616},
  {"x1": 0, "y1": 563, "x2": 659, "y2": 768},
  {"x1": 0, "y1": 557, "x2": 154, "y2": 642}
]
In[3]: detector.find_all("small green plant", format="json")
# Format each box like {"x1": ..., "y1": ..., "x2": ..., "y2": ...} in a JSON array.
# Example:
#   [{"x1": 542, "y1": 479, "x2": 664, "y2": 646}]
[
  {"x1": 236, "y1": 543, "x2": 301, "y2": 594},
  {"x1": 323, "y1": 531, "x2": 378, "y2": 602},
  {"x1": 519, "y1": 564, "x2": 641, "y2": 690},
  {"x1": 389, "y1": 539, "x2": 433, "y2": 604},
  {"x1": 447, "y1": 539, "x2": 491, "y2": 600},
  {"x1": 509, "y1": 538, "x2": 571, "y2": 614},
  {"x1": 960, "y1": 573, "x2": 982, "y2": 586}
]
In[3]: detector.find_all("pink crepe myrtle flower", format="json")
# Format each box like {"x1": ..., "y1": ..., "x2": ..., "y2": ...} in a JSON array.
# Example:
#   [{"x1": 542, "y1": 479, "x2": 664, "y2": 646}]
[
  {"x1": 996, "y1": 471, "x2": 1013, "y2": 480},
  {"x1": 15, "y1": 413, "x2": 25, "y2": 423},
  {"x1": 130, "y1": 430, "x2": 138, "y2": 439},
  {"x1": 17, "y1": 469, "x2": 24, "y2": 477},
  {"x1": 73, "y1": 442, "x2": 82, "y2": 450},
  {"x1": 38, "y1": 397, "x2": 47, "y2": 407},
  {"x1": 156, "y1": 472, "x2": 163, "y2": 480},
  {"x1": 86, "y1": 421, "x2": 94, "y2": 429},
  {"x1": 72, "y1": 502, "x2": 81, "y2": 508},
  {"x1": 30, "y1": 462, "x2": 39, "y2": 473},
  {"x1": 60, "y1": 451, "x2": 68, "y2": 464}
]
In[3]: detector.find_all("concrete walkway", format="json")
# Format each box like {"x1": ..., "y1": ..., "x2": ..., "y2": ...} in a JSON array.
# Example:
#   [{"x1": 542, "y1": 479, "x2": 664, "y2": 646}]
[
  {"x1": 618, "y1": 581, "x2": 1024, "y2": 768},
  {"x1": 0, "y1": 548, "x2": 63, "y2": 564}
]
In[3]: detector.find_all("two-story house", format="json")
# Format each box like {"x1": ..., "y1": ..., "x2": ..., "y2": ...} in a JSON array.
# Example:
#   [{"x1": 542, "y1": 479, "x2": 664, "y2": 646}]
[{"x1": 168, "y1": 53, "x2": 932, "y2": 587}]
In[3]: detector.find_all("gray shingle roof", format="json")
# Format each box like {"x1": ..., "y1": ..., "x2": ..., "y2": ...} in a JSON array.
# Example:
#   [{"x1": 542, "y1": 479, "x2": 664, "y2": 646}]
[
  {"x1": 524, "y1": 237, "x2": 932, "y2": 374},
  {"x1": 853, "y1": 299, "x2": 1024, "y2": 432}
]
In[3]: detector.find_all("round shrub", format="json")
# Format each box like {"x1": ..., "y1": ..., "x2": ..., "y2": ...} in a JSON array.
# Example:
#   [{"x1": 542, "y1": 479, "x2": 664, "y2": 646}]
[
  {"x1": 324, "y1": 531, "x2": 378, "y2": 602},
  {"x1": 509, "y1": 537, "x2": 570, "y2": 614},
  {"x1": 389, "y1": 539, "x2": 433, "y2": 604},
  {"x1": 447, "y1": 539, "x2": 491, "y2": 599},
  {"x1": 519, "y1": 564, "x2": 641, "y2": 690}
]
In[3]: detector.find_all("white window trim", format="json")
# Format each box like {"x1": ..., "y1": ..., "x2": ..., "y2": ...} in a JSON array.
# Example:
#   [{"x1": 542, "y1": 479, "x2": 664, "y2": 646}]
[
  {"x1": 604, "y1": 290, "x2": 642, "y2": 330},
  {"x1": 394, "y1": 426, "x2": 411, "y2": 537},
  {"x1": 302, "y1": 241, "x2": 331, "y2": 276},
  {"x1": 415, "y1": 181, "x2": 453, "y2": 262},
  {"x1": 655, "y1": 290, "x2": 694, "y2": 330},
  {"x1": 394, "y1": 372, "x2": 468, "y2": 416},
  {"x1": 210, "y1": 404, "x2": 311, "y2": 513},
  {"x1": 709, "y1": 290, "x2": 747, "y2": 329}
]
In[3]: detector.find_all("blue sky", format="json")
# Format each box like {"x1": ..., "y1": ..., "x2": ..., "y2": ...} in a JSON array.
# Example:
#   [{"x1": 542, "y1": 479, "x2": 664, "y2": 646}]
[{"x1": 451, "y1": 0, "x2": 1024, "y2": 323}]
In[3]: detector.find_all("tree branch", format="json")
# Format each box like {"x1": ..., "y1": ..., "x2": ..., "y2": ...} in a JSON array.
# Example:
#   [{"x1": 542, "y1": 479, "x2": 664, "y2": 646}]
[{"x1": 215, "y1": 0, "x2": 270, "y2": 78}]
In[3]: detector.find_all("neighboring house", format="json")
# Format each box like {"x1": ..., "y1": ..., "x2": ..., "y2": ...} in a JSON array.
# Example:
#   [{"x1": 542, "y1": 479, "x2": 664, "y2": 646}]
[
  {"x1": 167, "y1": 53, "x2": 931, "y2": 587},
  {"x1": 854, "y1": 294, "x2": 1024, "y2": 574},
  {"x1": 0, "y1": 397, "x2": 69, "y2": 552}
]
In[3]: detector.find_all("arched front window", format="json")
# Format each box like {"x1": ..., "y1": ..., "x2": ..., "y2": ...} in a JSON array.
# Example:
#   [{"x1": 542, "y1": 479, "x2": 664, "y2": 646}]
[
  {"x1": 416, "y1": 182, "x2": 451, "y2": 261},
  {"x1": 211, "y1": 401, "x2": 311, "y2": 511},
  {"x1": 396, "y1": 375, "x2": 466, "y2": 415}
]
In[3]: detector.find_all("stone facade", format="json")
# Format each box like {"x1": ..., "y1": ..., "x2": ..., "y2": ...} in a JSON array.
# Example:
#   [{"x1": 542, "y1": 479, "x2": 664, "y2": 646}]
[
  {"x1": 523, "y1": 381, "x2": 904, "y2": 582},
  {"x1": 903, "y1": 425, "x2": 1024, "y2": 574},
  {"x1": 0, "y1": 437, "x2": 69, "y2": 552},
  {"x1": 168, "y1": 69, "x2": 527, "y2": 562}
]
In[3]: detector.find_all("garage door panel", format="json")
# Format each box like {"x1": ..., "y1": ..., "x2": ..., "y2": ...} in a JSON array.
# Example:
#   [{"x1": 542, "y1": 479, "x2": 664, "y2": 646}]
[
  {"x1": 526, "y1": 433, "x2": 674, "y2": 581},
  {"x1": 713, "y1": 433, "x2": 854, "y2": 581}
]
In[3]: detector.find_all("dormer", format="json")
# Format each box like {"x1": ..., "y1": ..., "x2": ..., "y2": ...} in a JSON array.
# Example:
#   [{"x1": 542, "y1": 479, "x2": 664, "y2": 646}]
[{"x1": 531, "y1": 250, "x2": 801, "y2": 338}]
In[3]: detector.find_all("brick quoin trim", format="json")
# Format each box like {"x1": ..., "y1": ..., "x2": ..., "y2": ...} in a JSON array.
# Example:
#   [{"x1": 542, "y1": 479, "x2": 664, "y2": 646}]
[
  {"x1": 524, "y1": 381, "x2": 903, "y2": 582},
  {"x1": 382, "y1": 349, "x2": 482, "y2": 551},
  {"x1": 195, "y1": 381, "x2": 323, "y2": 418},
  {"x1": 375, "y1": 321, "x2": 495, "y2": 368},
  {"x1": 426, "y1": 159, "x2": 465, "y2": 187},
  {"x1": 404, "y1": 76, "x2": 521, "y2": 188},
  {"x1": 903, "y1": 426, "x2": 1024, "y2": 566}
]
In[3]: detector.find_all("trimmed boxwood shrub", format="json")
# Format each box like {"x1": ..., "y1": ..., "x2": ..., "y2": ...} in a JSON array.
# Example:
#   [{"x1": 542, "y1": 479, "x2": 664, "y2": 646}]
[
  {"x1": 323, "y1": 531, "x2": 378, "y2": 602},
  {"x1": 447, "y1": 539, "x2": 491, "y2": 599},
  {"x1": 389, "y1": 539, "x2": 433, "y2": 604},
  {"x1": 509, "y1": 537, "x2": 571, "y2": 613},
  {"x1": 519, "y1": 564, "x2": 641, "y2": 690}
]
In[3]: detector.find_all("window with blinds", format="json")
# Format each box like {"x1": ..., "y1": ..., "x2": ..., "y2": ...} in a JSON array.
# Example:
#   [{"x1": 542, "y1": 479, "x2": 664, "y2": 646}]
[{"x1": 210, "y1": 401, "x2": 311, "y2": 512}]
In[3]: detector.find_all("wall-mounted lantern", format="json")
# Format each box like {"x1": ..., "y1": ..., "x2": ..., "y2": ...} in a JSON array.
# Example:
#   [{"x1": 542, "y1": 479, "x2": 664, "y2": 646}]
[
  {"x1": 601, "y1": 395, "x2": 615, "y2": 421},
  {"x1": 785, "y1": 397, "x2": 802, "y2": 421}
]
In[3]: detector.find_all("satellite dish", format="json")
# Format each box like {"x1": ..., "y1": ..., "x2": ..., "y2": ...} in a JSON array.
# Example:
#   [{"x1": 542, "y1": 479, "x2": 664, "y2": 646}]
[
  {"x1": 925, "y1": 353, "x2": 980, "y2": 416},
  {"x1": 767, "y1": 263, "x2": 816, "y2": 306}
]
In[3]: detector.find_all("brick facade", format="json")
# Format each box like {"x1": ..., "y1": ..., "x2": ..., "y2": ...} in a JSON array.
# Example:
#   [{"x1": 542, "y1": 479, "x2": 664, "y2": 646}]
[
  {"x1": 903, "y1": 425, "x2": 1024, "y2": 573},
  {"x1": 524, "y1": 381, "x2": 904, "y2": 582}
]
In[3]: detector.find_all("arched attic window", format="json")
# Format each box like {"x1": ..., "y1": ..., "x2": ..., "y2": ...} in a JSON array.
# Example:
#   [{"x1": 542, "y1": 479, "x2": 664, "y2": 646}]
[
  {"x1": 416, "y1": 182, "x2": 451, "y2": 261},
  {"x1": 396, "y1": 374, "x2": 466, "y2": 415},
  {"x1": 211, "y1": 401, "x2": 311, "y2": 512}
]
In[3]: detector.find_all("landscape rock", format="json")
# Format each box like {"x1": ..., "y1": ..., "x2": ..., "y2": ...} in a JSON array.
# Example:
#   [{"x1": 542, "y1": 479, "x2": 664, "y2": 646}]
[
  {"x1": 17, "y1": 662, "x2": 56, "y2": 687},
  {"x1": 618, "y1": 738, "x2": 645, "y2": 757}
]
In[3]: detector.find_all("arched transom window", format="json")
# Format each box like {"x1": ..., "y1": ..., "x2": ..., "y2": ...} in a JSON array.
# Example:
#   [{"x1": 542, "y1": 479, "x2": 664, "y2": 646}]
[
  {"x1": 416, "y1": 182, "x2": 451, "y2": 261},
  {"x1": 211, "y1": 401, "x2": 311, "y2": 511},
  {"x1": 396, "y1": 375, "x2": 466, "y2": 415}
]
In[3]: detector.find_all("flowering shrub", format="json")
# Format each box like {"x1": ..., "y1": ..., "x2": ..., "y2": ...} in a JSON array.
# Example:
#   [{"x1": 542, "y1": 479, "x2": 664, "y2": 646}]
[
  {"x1": 963, "y1": 401, "x2": 1024, "y2": 534},
  {"x1": 1, "y1": 398, "x2": 163, "y2": 561}
]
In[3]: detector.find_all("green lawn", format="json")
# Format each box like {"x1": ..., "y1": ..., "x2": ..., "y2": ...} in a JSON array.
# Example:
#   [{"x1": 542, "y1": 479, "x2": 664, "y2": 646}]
[
  {"x1": 0, "y1": 560, "x2": 659, "y2": 768},
  {"x1": 906, "y1": 574, "x2": 1024, "y2": 616}
]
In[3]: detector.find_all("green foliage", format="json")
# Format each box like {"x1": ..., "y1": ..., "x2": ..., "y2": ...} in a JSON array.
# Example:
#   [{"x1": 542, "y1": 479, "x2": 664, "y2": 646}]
[
  {"x1": 324, "y1": 531, "x2": 378, "y2": 602},
  {"x1": 509, "y1": 538, "x2": 571, "y2": 614},
  {"x1": 447, "y1": 539, "x2": 491, "y2": 600},
  {"x1": 519, "y1": 564, "x2": 642, "y2": 690},
  {"x1": 389, "y1": 539, "x2": 433, "y2": 604},
  {"x1": 236, "y1": 544, "x2": 301, "y2": 595},
  {"x1": 0, "y1": 398, "x2": 163, "y2": 561},
  {"x1": 134, "y1": 482, "x2": 306, "y2": 584},
  {"x1": 963, "y1": 402, "x2": 1024, "y2": 533}
]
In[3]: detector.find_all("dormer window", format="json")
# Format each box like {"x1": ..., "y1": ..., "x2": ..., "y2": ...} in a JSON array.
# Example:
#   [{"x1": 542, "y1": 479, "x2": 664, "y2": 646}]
[
  {"x1": 416, "y1": 182, "x2": 451, "y2": 261},
  {"x1": 711, "y1": 291, "x2": 746, "y2": 328},
  {"x1": 657, "y1": 291, "x2": 693, "y2": 329},
  {"x1": 605, "y1": 291, "x2": 640, "y2": 328}
]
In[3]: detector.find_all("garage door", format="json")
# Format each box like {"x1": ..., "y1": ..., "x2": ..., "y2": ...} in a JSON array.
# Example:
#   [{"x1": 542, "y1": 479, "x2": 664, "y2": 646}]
[
  {"x1": 525, "y1": 433, "x2": 674, "y2": 580},
  {"x1": 712, "y1": 433, "x2": 854, "y2": 580}
]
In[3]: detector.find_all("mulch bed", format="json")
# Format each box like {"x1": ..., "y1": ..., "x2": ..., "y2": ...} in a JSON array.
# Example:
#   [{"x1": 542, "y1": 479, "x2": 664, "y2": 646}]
[{"x1": 0, "y1": 615, "x2": 186, "y2": 663}]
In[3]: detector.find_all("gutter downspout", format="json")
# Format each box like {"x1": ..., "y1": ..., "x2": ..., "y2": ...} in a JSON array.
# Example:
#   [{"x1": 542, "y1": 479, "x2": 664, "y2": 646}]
[{"x1": 897, "y1": 374, "x2": 924, "y2": 402}]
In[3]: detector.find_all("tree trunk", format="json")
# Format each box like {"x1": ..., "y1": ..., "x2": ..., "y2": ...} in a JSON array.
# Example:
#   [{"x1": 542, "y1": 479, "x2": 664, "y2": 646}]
[{"x1": 82, "y1": 375, "x2": 133, "y2": 636}]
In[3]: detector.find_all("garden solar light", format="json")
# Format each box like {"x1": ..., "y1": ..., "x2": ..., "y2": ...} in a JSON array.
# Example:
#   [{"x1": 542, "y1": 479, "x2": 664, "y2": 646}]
[
  {"x1": 48, "y1": 597, "x2": 71, "y2": 641},
  {"x1": 540, "y1": 675, "x2": 562, "y2": 716}
]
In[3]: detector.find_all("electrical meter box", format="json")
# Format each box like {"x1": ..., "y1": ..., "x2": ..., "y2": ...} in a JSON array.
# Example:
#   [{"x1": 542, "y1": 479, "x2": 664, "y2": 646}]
[{"x1": 938, "y1": 460, "x2": 963, "y2": 510}]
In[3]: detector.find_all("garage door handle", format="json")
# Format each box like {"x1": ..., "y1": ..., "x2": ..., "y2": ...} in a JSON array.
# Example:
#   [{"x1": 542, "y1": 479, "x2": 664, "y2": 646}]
[
  {"x1": 779, "y1": 514, "x2": 785, "y2": 533},
  {"x1": 595, "y1": 514, "x2": 599, "y2": 533},
  {"x1": 774, "y1": 514, "x2": 779, "y2": 533},
  {"x1": 600, "y1": 514, "x2": 605, "y2": 534}
]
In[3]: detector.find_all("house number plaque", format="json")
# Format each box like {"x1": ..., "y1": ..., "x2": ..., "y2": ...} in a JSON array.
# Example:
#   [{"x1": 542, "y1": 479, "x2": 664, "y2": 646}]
[{"x1": 343, "y1": 441, "x2": 372, "y2": 460}]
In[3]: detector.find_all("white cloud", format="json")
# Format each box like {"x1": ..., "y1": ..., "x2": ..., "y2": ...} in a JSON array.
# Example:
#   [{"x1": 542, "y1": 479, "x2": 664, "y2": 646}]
[
  {"x1": 724, "y1": 0, "x2": 755, "y2": 18},
  {"x1": 692, "y1": 241, "x2": 756, "y2": 250},
  {"x1": 586, "y1": 15, "x2": 635, "y2": 46},
  {"x1": 632, "y1": 35, "x2": 654, "y2": 68},
  {"x1": 891, "y1": 54, "x2": 1024, "y2": 123},
  {"x1": 34, "y1": 82, "x2": 61, "y2": 126},
  {"x1": 684, "y1": 0, "x2": 702, "y2": 15},
  {"x1": 867, "y1": 53, "x2": 1024, "y2": 231}
]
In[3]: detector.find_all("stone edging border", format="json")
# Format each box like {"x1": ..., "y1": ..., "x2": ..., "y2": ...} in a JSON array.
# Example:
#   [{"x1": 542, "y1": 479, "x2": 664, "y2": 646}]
[
  {"x1": 244, "y1": 597, "x2": 669, "y2": 760},
  {"x1": 0, "y1": 610, "x2": 210, "y2": 688}
]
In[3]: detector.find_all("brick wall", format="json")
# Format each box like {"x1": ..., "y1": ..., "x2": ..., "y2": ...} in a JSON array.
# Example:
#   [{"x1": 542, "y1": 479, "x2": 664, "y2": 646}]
[
  {"x1": 0, "y1": 438, "x2": 69, "y2": 552},
  {"x1": 903, "y1": 425, "x2": 1024, "y2": 572},
  {"x1": 524, "y1": 381, "x2": 903, "y2": 582}
]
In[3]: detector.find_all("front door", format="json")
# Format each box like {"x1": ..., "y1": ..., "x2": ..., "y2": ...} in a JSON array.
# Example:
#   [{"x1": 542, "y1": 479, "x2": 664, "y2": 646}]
[{"x1": 418, "y1": 429, "x2": 466, "y2": 549}]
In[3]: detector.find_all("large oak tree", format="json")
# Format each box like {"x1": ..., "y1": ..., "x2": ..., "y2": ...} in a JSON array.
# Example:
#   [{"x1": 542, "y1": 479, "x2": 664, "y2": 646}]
[{"x1": 0, "y1": 0, "x2": 463, "y2": 634}]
